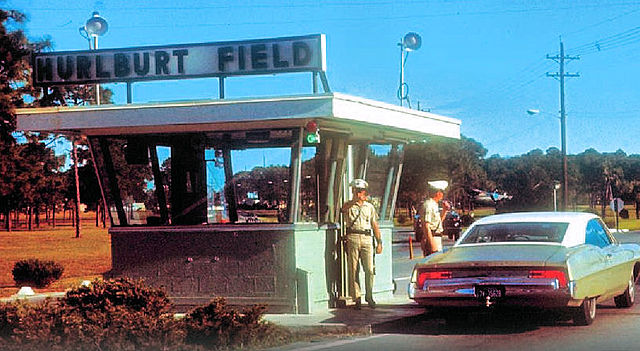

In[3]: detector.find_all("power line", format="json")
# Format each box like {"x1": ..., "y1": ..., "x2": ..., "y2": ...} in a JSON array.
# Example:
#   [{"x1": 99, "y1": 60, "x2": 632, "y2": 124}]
[
  {"x1": 563, "y1": 7, "x2": 640, "y2": 38},
  {"x1": 21, "y1": 2, "x2": 640, "y2": 30},
  {"x1": 567, "y1": 25, "x2": 640, "y2": 55}
]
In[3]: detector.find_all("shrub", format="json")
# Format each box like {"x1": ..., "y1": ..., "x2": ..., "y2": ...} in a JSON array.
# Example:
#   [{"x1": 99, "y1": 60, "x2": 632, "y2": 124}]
[
  {"x1": 183, "y1": 298, "x2": 291, "y2": 350},
  {"x1": 0, "y1": 278, "x2": 183, "y2": 351},
  {"x1": 0, "y1": 279, "x2": 292, "y2": 351},
  {"x1": 64, "y1": 278, "x2": 172, "y2": 317},
  {"x1": 12, "y1": 259, "x2": 64, "y2": 288}
]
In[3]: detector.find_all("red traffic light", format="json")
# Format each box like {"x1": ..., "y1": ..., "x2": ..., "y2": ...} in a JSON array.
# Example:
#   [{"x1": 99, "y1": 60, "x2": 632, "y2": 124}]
[{"x1": 305, "y1": 121, "x2": 318, "y2": 133}]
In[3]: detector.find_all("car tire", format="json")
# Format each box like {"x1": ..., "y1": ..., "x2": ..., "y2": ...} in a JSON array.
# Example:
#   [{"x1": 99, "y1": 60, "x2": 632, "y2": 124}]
[
  {"x1": 614, "y1": 273, "x2": 636, "y2": 308},
  {"x1": 572, "y1": 297, "x2": 596, "y2": 326}
]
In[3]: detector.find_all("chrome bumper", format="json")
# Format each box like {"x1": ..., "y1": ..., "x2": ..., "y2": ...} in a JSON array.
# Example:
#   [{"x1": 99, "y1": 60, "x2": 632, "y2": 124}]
[{"x1": 408, "y1": 277, "x2": 574, "y2": 307}]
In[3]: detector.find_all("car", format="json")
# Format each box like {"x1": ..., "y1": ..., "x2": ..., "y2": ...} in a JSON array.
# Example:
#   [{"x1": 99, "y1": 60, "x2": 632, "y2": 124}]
[{"x1": 408, "y1": 212, "x2": 640, "y2": 325}]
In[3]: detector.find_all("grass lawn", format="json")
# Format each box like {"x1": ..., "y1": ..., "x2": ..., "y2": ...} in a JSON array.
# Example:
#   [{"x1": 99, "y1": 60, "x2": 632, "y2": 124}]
[
  {"x1": 0, "y1": 218, "x2": 111, "y2": 298},
  {"x1": 3, "y1": 204, "x2": 640, "y2": 299}
]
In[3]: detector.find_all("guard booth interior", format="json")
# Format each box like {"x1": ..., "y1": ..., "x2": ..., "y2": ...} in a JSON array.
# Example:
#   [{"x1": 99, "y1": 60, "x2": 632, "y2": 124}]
[{"x1": 88, "y1": 125, "x2": 403, "y2": 313}]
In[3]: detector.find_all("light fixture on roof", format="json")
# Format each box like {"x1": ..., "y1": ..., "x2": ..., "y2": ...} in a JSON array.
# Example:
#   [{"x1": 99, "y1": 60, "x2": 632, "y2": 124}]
[
  {"x1": 403, "y1": 32, "x2": 422, "y2": 51},
  {"x1": 78, "y1": 11, "x2": 108, "y2": 105},
  {"x1": 85, "y1": 11, "x2": 108, "y2": 37},
  {"x1": 398, "y1": 32, "x2": 422, "y2": 107}
]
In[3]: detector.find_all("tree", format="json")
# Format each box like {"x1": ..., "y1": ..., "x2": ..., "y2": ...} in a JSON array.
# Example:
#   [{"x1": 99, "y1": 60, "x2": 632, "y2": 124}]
[
  {"x1": 0, "y1": 8, "x2": 39, "y2": 230},
  {"x1": 31, "y1": 61, "x2": 115, "y2": 235},
  {"x1": 0, "y1": 9, "x2": 33, "y2": 142},
  {"x1": 398, "y1": 136, "x2": 488, "y2": 212}
]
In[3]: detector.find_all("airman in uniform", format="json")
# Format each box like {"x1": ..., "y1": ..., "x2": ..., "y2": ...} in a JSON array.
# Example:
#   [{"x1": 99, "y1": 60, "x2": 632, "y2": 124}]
[{"x1": 341, "y1": 179, "x2": 382, "y2": 309}]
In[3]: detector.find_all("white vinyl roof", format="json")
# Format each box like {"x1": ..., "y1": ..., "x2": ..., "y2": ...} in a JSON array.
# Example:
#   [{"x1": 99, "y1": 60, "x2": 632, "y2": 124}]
[
  {"x1": 16, "y1": 93, "x2": 460, "y2": 142},
  {"x1": 466, "y1": 211, "x2": 601, "y2": 248}
]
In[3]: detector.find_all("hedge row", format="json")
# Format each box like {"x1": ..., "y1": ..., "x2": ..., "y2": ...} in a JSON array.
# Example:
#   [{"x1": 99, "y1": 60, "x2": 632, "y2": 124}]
[{"x1": 0, "y1": 278, "x2": 292, "y2": 351}]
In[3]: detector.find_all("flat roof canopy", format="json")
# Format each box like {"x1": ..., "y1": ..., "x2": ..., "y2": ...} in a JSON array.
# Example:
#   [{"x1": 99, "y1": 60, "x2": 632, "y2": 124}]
[{"x1": 16, "y1": 93, "x2": 460, "y2": 142}]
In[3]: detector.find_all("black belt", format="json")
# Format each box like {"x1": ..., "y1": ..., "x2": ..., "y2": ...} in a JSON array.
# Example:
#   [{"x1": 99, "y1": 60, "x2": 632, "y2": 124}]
[{"x1": 347, "y1": 229, "x2": 372, "y2": 235}]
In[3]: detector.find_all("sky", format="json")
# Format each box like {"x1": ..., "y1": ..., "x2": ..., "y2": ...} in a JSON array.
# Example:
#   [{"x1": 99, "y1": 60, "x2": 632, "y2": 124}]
[{"x1": 6, "y1": 0, "x2": 640, "y2": 157}]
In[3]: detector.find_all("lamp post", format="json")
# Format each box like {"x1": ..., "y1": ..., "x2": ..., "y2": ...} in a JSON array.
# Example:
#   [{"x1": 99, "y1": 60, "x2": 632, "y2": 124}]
[
  {"x1": 527, "y1": 109, "x2": 568, "y2": 210},
  {"x1": 553, "y1": 182, "x2": 561, "y2": 212},
  {"x1": 398, "y1": 32, "x2": 421, "y2": 107},
  {"x1": 79, "y1": 11, "x2": 108, "y2": 105}
]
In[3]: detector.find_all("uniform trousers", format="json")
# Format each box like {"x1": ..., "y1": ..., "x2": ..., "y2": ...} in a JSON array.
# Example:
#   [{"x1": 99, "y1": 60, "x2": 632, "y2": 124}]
[
  {"x1": 420, "y1": 233, "x2": 443, "y2": 255},
  {"x1": 346, "y1": 233, "x2": 375, "y2": 301}
]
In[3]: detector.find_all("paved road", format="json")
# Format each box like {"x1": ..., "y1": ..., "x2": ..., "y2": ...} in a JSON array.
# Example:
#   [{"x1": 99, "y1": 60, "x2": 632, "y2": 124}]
[{"x1": 279, "y1": 231, "x2": 640, "y2": 351}]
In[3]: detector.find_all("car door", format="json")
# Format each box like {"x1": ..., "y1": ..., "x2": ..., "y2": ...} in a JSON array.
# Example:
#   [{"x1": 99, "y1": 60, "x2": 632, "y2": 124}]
[
  {"x1": 593, "y1": 219, "x2": 632, "y2": 295},
  {"x1": 574, "y1": 219, "x2": 612, "y2": 297}
]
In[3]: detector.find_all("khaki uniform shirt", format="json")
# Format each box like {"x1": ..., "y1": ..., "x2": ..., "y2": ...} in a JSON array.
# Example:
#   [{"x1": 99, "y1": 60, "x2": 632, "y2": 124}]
[
  {"x1": 421, "y1": 198, "x2": 443, "y2": 233},
  {"x1": 345, "y1": 201, "x2": 378, "y2": 231}
]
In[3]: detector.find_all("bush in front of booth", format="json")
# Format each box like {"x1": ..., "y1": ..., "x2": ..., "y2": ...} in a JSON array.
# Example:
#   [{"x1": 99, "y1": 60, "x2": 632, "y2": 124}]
[
  {"x1": 12, "y1": 259, "x2": 64, "y2": 288},
  {"x1": 183, "y1": 297, "x2": 291, "y2": 350},
  {"x1": 0, "y1": 278, "x2": 291, "y2": 351}
]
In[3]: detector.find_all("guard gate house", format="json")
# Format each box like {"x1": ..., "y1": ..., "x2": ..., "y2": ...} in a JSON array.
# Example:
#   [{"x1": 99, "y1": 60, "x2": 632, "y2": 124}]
[{"x1": 18, "y1": 34, "x2": 460, "y2": 313}]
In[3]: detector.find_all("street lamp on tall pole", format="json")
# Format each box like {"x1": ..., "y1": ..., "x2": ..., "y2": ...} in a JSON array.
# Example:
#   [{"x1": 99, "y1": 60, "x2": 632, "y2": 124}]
[
  {"x1": 553, "y1": 182, "x2": 561, "y2": 212},
  {"x1": 79, "y1": 11, "x2": 108, "y2": 105},
  {"x1": 72, "y1": 12, "x2": 108, "y2": 237},
  {"x1": 527, "y1": 108, "x2": 568, "y2": 210},
  {"x1": 398, "y1": 32, "x2": 421, "y2": 107}
]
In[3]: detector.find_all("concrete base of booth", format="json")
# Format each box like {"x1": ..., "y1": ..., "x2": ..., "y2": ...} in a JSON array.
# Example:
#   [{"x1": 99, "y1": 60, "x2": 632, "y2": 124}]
[{"x1": 108, "y1": 222, "x2": 395, "y2": 314}]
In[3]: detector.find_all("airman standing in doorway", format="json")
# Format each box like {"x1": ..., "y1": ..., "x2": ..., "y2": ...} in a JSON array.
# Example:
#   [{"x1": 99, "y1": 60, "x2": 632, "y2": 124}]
[
  {"x1": 341, "y1": 179, "x2": 382, "y2": 309},
  {"x1": 421, "y1": 187, "x2": 444, "y2": 256}
]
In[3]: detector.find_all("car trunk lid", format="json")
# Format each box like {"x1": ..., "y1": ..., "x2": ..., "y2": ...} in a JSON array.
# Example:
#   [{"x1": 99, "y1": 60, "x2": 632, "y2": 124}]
[{"x1": 428, "y1": 243, "x2": 567, "y2": 269}]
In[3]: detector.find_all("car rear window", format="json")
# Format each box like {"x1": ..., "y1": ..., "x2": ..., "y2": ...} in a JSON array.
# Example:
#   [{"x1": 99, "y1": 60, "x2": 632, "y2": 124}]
[{"x1": 460, "y1": 222, "x2": 569, "y2": 244}]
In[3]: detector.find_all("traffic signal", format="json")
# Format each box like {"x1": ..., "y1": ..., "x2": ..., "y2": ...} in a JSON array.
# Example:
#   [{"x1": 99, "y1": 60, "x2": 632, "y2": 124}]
[{"x1": 304, "y1": 121, "x2": 320, "y2": 144}]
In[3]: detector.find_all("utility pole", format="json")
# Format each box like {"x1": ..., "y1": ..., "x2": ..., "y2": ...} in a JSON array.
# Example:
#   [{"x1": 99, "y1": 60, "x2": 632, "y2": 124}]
[{"x1": 547, "y1": 39, "x2": 579, "y2": 211}]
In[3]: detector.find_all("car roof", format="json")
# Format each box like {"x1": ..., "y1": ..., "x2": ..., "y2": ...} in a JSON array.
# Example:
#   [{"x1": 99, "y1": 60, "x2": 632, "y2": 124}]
[
  {"x1": 473, "y1": 211, "x2": 598, "y2": 225},
  {"x1": 465, "y1": 212, "x2": 602, "y2": 247}
]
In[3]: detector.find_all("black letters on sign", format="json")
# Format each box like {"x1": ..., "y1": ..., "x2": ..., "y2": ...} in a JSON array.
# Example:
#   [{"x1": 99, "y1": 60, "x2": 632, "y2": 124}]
[
  {"x1": 134, "y1": 53, "x2": 150, "y2": 76},
  {"x1": 218, "y1": 46, "x2": 234, "y2": 72},
  {"x1": 251, "y1": 44, "x2": 267, "y2": 69},
  {"x1": 36, "y1": 58, "x2": 53, "y2": 82},
  {"x1": 114, "y1": 53, "x2": 130, "y2": 77},
  {"x1": 272, "y1": 44, "x2": 289, "y2": 68},
  {"x1": 76, "y1": 56, "x2": 91, "y2": 79},
  {"x1": 56, "y1": 56, "x2": 74, "y2": 80},
  {"x1": 238, "y1": 46, "x2": 246, "y2": 70},
  {"x1": 173, "y1": 49, "x2": 188, "y2": 74},
  {"x1": 35, "y1": 37, "x2": 320, "y2": 84},
  {"x1": 293, "y1": 41, "x2": 311, "y2": 66},
  {"x1": 96, "y1": 55, "x2": 111, "y2": 78},
  {"x1": 155, "y1": 51, "x2": 170, "y2": 74}
]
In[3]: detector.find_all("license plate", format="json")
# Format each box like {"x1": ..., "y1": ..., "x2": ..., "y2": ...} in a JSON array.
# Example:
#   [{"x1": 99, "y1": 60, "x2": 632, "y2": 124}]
[{"x1": 474, "y1": 285, "x2": 504, "y2": 299}]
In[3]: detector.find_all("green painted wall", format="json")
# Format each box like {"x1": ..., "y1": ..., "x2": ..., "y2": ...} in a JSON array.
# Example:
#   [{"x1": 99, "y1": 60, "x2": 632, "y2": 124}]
[{"x1": 292, "y1": 222, "x2": 394, "y2": 313}]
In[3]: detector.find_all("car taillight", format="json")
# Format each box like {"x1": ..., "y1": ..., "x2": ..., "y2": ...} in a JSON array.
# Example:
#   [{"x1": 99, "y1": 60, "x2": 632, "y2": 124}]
[
  {"x1": 528, "y1": 270, "x2": 567, "y2": 287},
  {"x1": 417, "y1": 271, "x2": 452, "y2": 287}
]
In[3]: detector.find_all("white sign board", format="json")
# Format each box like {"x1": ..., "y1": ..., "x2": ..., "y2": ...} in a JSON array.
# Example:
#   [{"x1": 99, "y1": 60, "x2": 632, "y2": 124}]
[
  {"x1": 33, "y1": 34, "x2": 326, "y2": 86},
  {"x1": 610, "y1": 198, "x2": 624, "y2": 213}
]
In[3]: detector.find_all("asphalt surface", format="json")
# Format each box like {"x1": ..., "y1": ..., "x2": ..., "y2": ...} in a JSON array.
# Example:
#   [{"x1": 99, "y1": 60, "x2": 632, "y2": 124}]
[{"x1": 266, "y1": 230, "x2": 640, "y2": 351}]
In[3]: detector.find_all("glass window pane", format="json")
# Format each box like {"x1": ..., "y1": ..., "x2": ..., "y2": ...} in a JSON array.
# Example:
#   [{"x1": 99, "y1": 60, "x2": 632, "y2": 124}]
[
  {"x1": 106, "y1": 138, "x2": 155, "y2": 225},
  {"x1": 300, "y1": 146, "x2": 318, "y2": 222},
  {"x1": 205, "y1": 148, "x2": 230, "y2": 223},
  {"x1": 231, "y1": 148, "x2": 291, "y2": 223},
  {"x1": 461, "y1": 222, "x2": 569, "y2": 244},
  {"x1": 96, "y1": 133, "x2": 299, "y2": 226},
  {"x1": 144, "y1": 145, "x2": 171, "y2": 225},
  {"x1": 365, "y1": 144, "x2": 401, "y2": 220}
]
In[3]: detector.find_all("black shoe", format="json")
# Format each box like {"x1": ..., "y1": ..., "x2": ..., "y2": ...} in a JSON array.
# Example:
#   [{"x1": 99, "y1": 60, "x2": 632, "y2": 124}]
[
  {"x1": 366, "y1": 297, "x2": 376, "y2": 309},
  {"x1": 354, "y1": 298, "x2": 362, "y2": 310}
]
